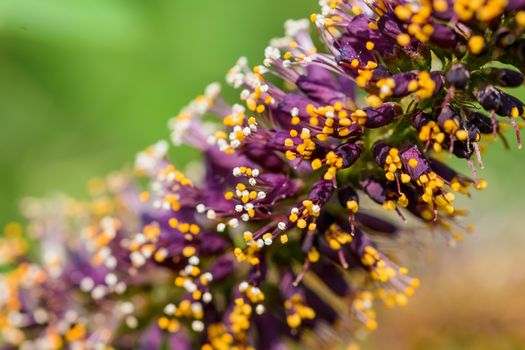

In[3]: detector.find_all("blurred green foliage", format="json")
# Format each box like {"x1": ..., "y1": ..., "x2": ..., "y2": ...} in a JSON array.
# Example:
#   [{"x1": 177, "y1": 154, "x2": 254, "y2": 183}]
[{"x1": 0, "y1": 0, "x2": 318, "y2": 220}]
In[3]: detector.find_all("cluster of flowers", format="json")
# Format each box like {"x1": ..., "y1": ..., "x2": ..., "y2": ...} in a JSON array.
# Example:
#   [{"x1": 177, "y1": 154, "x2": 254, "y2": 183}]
[{"x1": 2, "y1": 0, "x2": 525, "y2": 348}]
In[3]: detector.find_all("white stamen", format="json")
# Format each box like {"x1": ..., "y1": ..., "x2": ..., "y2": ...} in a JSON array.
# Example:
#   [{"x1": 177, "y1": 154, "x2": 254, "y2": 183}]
[
  {"x1": 202, "y1": 272, "x2": 213, "y2": 282},
  {"x1": 105, "y1": 273, "x2": 117, "y2": 287},
  {"x1": 228, "y1": 218, "x2": 239, "y2": 228},
  {"x1": 164, "y1": 304, "x2": 176, "y2": 315},
  {"x1": 255, "y1": 304, "x2": 265, "y2": 315},
  {"x1": 126, "y1": 316, "x2": 138, "y2": 329},
  {"x1": 192, "y1": 320, "x2": 205, "y2": 332},
  {"x1": 80, "y1": 277, "x2": 95, "y2": 292},
  {"x1": 202, "y1": 292, "x2": 213, "y2": 303},
  {"x1": 188, "y1": 256, "x2": 200, "y2": 266},
  {"x1": 239, "y1": 281, "x2": 249, "y2": 292},
  {"x1": 120, "y1": 302, "x2": 135, "y2": 315}
]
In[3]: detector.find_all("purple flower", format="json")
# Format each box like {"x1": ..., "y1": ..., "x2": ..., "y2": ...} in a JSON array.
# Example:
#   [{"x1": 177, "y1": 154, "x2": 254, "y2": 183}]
[{"x1": 3, "y1": 1, "x2": 524, "y2": 348}]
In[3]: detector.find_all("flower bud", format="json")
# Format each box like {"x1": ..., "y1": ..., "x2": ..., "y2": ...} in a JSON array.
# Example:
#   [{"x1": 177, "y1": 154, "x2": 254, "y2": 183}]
[
  {"x1": 363, "y1": 103, "x2": 402, "y2": 128},
  {"x1": 431, "y1": 23, "x2": 460, "y2": 48},
  {"x1": 489, "y1": 68, "x2": 524, "y2": 87},
  {"x1": 400, "y1": 146, "x2": 431, "y2": 180},
  {"x1": 446, "y1": 64, "x2": 470, "y2": 88},
  {"x1": 467, "y1": 111, "x2": 496, "y2": 134},
  {"x1": 334, "y1": 142, "x2": 363, "y2": 168}
]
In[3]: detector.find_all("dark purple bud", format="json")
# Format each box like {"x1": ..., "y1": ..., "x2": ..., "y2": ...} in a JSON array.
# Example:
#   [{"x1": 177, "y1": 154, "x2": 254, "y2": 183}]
[
  {"x1": 392, "y1": 71, "x2": 443, "y2": 97},
  {"x1": 254, "y1": 314, "x2": 288, "y2": 350},
  {"x1": 273, "y1": 93, "x2": 317, "y2": 128},
  {"x1": 301, "y1": 65, "x2": 339, "y2": 89},
  {"x1": 475, "y1": 86, "x2": 524, "y2": 117},
  {"x1": 296, "y1": 66, "x2": 354, "y2": 104},
  {"x1": 207, "y1": 256, "x2": 234, "y2": 283},
  {"x1": 345, "y1": 15, "x2": 396, "y2": 54},
  {"x1": 304, "y1": 287, "x2": 338, "y2": 324},
  {"x1": 489, "y1": 68, "x2": 524, "y2": 87},
  {"x1": 268, "y1": 130, "x2": 299, "y2": 151},
  {"x1": 446, "y1": 64, "x2": 470, "y2": 88},
  {"x1": 372, "y1": 141, "x2": 391, "y2": 166},
  {"x1": 412, "y1": 111, "x2": 435, "y2": 130},
  {"x1": 259, "y1": 173, "x2": 300, "y2": 203},
  {"x1": 431, "y1": 23, "x2": 460, "y2": 48},
  {"x1": 468, "y1": 111, "x2": 495, "y2": 134},
  {"x1": 334, "y1": 142, "x2": 362, "y2": 168},
  {"x1": 377, "y1": 14, "x2": 404, "y2": 40},
  {"x1": 363, "y1": 102, "x2": 402, "y2": 128},
  {"x1": 400, "y1": 146, "x2": 431, "y2": 180},
  {"x1": 199, "y1": 233, "x2": 228, "y2": 256},
  {"x1": 311, "y1": 262, "x2": 350, "y2": 297},
  {"x1": 452, "y1": 141, "x2": 474, "y2": 159},
  {"x1": 336, "y1": 38, "x2": 377, "y2": 73},
  {"x1": 360, "y1": 178, "x2": 387, "y2": 204},
  {"x1": 437, "y1": 107, "x2": 460, "y2": 129},
  {"x1": 334, "y1": 122, "x2": 364, "y2": 139},
  {"x1": 371, "y1": 65, "x2": 392, "y2": 80},
  {"x1": 308, "y1": 179, "x2": 335, "y2": 205},
  {"x1": 497, "y1": 90, "x2": 524, "y2": 116},
  {"x1": 338, "y1": 74, "x2": 356, "y2": 100},
  {"x1": 355, "y1": 212, "x2": 398, "y2": 235},
  {"x1": 296, "y1": 76, "x2": 342, "y2": 105},
  {"x1": 431, "y1": 72, "x2": 445, "y2": 92},
  {"x1": 392, "y1": 71, "x2": 419, "y2": 97},
  {"x1": 476, "y1": 85, "x2": 500, "y2": 111},
  {"x1": 242, "y1": 142, "x2": 284, "y2": 172}
]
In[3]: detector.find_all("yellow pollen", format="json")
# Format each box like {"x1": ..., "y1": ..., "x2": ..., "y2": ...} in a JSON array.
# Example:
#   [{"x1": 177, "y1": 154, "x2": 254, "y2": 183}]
[
  {"x1": 408, "y1": 158, "x2": 419, "y2": 168},
  {"x1": 396, "y1": 33, "x2": 411, "y2": 46},
  {"x1": 517, "y1": 11, "x2": 525, "y2": 27},
  {"x1": 468, "y1": 36, "x2": 485, "y2": 55}
]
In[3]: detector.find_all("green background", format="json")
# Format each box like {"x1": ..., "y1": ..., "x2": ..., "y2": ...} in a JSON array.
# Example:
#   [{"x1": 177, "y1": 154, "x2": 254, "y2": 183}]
[{"x1": 1, "y1": 1, "x2": 525, "y2": 349}]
